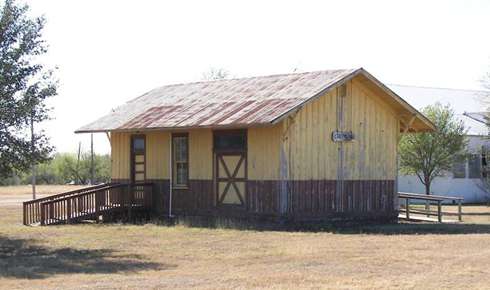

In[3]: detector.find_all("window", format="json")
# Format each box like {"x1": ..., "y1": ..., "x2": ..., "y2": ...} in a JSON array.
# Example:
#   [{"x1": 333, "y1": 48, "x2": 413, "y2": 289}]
[
  {"x1": 468, "y1": 154, "x2": 481, "y2": 179},
  {"x1": 172, "y1": 133, "x2": 188, "y2": 187},
  {"x1": 452, "y1": 159, "x2": 466, "y2": 179},
  {"x1": 213, "y1": 131, "x2": 246, "y2": 151},
  {"x1": 133, "y1": 138, "x2": 145, "y2": 151}
]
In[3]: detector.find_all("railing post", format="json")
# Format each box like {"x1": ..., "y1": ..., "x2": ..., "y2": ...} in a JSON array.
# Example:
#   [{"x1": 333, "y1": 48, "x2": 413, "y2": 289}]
[
  {"x1": 41, "y1": 203, "x2": 46, "y2": 226},
  {"x1": 23, "y1": 203, "x2": 27, "y2": 225},
  {"x1": 127, "y1": 183, "x2": 132, "y2": 222},
  {"x1": 95, "y1": 191, "x2": 100, "y2": 223},
  {"x1": 405, "y1": 198, "x2": 410, "y2": 219},
  {"x1": 437, "y1": 200, "x2": 442, "y2": 223},
  {"x1": 67, "y1": 199, "x2": 72, "y2": 224},
  {"x1": 458, "y1": 199, "x2": 462, "y2": 222}
]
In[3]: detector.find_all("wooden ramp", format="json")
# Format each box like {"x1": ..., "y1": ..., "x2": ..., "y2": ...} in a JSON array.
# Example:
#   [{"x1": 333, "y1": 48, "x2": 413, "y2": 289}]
[{"x1": 23, "y1": 183, "x2": 153, "y2": 226}]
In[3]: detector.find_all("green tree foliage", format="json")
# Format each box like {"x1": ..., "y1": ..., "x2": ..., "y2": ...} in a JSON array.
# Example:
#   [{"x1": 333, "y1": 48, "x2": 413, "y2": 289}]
[
  {"x1": 0, "y1": 0, "x2": 57, "y2": 178},
  {"x1": 399, "y1": 103, "x2": 467, "y2": 195},
  {"x1": 0, "y1": 152, "x2": 111, "y2": 185},
  {"x1": 34, "y1": 152, "x2": 111, "y2": 185}
]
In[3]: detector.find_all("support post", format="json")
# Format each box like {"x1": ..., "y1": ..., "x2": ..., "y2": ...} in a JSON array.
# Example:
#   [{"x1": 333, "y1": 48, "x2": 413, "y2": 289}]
[
  {"x1": 90, "y1": 133, "x2": 94, "y2": 185},
  {"x1": 458, "y1": 199, "x2": 462, "y2": 222},
  {"x1": 405, "y1": 198, "x2": 410, "y2": 219},
  {"x1": 437, "y1": 200, "x2": 442, "y2": 223}
]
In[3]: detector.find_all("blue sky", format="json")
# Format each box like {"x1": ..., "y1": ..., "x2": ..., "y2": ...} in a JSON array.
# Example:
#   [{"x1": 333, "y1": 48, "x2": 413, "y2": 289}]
[{"x1": 27, "y1": 0, "x2": 490, "y2": 153}]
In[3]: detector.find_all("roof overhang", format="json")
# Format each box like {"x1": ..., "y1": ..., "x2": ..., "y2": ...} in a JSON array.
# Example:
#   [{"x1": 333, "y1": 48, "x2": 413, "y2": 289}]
[
  {"x1": 272, "y1": 68, "x2": 435, "y2": 132},
  {"x1": 75, "y1": 68, "x2": 435, "y2": 134}
]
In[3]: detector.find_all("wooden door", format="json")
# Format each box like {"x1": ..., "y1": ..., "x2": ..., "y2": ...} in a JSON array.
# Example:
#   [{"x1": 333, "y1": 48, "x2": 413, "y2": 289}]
[
  {"x1": 216, "y1": 152, "x2": 247, "y2": 207},
  {"x1": 130, "y1": 135, "x2": 146, "y2": 203},
  {"x1": 213, "y1": 130, "x2": 247, "y2": 208}
]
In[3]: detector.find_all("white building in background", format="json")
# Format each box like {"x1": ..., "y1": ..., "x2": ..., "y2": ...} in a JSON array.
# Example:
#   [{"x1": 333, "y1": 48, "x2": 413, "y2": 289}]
[{"x1": 390, "y1": 84, "x2": 490, "y2": 203}]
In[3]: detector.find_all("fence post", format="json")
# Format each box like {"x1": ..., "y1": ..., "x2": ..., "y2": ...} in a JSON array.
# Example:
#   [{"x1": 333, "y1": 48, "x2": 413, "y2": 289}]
[
  {"x1": 405, "y1": 198, "x2": 410, "y2": 219},
  {"x1": 437, "y1": 200, "x2": 442, "y2": 223},
  {"x1": 458, "y1": 199, "x2": 462, "y2": 222}
]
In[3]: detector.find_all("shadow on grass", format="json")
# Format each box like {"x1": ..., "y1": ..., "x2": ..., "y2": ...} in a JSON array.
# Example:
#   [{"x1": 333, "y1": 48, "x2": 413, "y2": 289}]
[
  {"x1": 155, "y1": 215, "x2": 490, "y2": 235},
  {"x1": 323, "y1": 222, "x2": 490, "y2": 235},
  {"x1": 0, "y1": 235, "x2": 174, "y2": 279}
]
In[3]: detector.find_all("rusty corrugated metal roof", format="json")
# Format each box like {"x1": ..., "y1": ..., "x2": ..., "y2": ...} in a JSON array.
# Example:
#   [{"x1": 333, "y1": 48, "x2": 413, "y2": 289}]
[
  {"x1": 76, "y1": 68, "x2": 435, "y2": 133},
  {"x1": 76, "y1": 69, "x2": 358, "y2": 132}
]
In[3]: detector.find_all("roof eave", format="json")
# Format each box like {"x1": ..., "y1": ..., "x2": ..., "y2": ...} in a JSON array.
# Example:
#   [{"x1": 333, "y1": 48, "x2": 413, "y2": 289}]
[
  {"x1": 271, "y1": 68, "x2": 436, "y2": 132},
  {"x1": 74, "y1": 122, "x2": 278, "y2": 134},
  {"x1": 358, "y1": 69, "x2": 436, "y2": 132},
  {"x1": 271, "y1": 68, "x2": 362, "y2": 125}
]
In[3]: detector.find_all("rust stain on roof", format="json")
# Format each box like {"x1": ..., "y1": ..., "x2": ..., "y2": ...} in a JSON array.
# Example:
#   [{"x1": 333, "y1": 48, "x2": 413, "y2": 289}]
[{"x1": 76, "y1": 68, "x2": 363, "y2": 132}]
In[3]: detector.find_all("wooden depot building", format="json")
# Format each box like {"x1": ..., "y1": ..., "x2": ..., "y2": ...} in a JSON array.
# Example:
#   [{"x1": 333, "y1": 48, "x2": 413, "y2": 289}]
[{"x1": 76, "y1": 68, "x2": 434, "y2": 222}]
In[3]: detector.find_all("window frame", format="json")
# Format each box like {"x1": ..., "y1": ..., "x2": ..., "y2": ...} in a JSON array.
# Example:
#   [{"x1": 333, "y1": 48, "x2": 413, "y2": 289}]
[{"x1": 172, "y1": 132, "x2": 189, "y2": 188}]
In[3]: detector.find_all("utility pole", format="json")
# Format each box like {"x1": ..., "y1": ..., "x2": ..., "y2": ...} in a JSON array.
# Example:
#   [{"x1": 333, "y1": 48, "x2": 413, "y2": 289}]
[
  {"x1": 90, "y1": 133, "x2": 94, "y2": 185},
  {"x1": 76, "y1": 142, "x2": 81, "y2": 185},
  {"x1": 30, "y1": 113, "x2": 36, "y2": 199}
]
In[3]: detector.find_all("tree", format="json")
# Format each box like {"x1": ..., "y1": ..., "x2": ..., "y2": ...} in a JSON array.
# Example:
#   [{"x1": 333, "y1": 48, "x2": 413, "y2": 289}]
[
  {"x1": 399, "y1": 103, "x2": 467, "y2": 196},
  {"x1": 0, "y1": 0, "x2": 57, "y2": 179},
  {"x1": 201, "y1": 67, "x2": 230, "y2": 80},
  {"x1": 16, "y1": 152, "x2": 111, "y2": 185},
  {"x1": 54, "y1": 152, "x2": 110, "y2": 185}
]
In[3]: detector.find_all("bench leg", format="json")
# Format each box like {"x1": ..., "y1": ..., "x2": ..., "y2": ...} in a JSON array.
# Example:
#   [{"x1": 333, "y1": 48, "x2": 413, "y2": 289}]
[
  {"x1": 458, "y1": 200, "x2": 462, "y2": 222},
  {"x1": 405, "y1": 198, "x2": 410, "y2": 219},
  {"x1": 437, "y1": 201, "x2": 442, "y2": 223}
]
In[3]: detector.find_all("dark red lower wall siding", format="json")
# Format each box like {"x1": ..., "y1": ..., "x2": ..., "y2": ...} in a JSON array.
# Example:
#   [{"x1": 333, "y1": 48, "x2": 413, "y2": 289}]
[
  {"x1": 247, "y1": 180, "x2": 280, "y2": 215},
  {"x1": 287, "y1": 180, "x2": 396, "y2": 219},
  {"x1": 112, "y1": 179, "x2": 396, "y2": 220}
]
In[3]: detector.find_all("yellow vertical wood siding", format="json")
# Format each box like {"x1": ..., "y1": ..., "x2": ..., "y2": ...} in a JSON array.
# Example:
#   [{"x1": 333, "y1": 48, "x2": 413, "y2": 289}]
[
  {"x1": 110, "y1": 132, "x2": 131, "y2": 179},
  {"x1": 247, "y1": 125, "x2": 281, "y2": 180},
  {"x1": 146, "y1": 131, "x2": 170, "y2": 179},
  {"x1": 188, "y1": 129, "x2": 213, "y2": 180},
  {"x1": 111, "y1": 129, "x2": 213, "y2": 180},
  {"x1": 111, "y1": 75, "x2": 398, "y2": 182},
  {"x1": 282, "y1": 76, "x2": 398, "y2": 181}
]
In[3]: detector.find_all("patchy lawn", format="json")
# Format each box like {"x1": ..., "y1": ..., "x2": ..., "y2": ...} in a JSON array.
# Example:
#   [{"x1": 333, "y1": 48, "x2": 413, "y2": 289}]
[
  {"x1": 0, "y1": 185, "x2": 87, "y2": 207},
  {"x1": 1, "y1": 186, "x2": 490, "y2": 289},
  {"x1": 0, "y1": 184, "x2": 87, "y2": 196}
]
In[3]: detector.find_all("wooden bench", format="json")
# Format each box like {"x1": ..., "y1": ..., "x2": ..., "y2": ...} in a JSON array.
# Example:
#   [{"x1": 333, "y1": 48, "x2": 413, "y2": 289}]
[{"x1": 398, "y1": 192, "x2": 464, "y2": 223}]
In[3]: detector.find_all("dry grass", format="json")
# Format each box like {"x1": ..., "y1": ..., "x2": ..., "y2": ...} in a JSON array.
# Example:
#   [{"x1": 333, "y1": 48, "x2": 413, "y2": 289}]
[
  {"x1": 1, "y1": 186, "x2": 490, "y2": 289},
  {"x1": 0, "y1": 185, "x2": 87, "y2": 196}
]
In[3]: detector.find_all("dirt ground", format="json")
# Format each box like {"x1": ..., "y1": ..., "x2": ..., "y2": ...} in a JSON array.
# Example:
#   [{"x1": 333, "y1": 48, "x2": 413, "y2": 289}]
[{"x1": 1, "y1": 185, "x2": 490, "y2": 289}]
